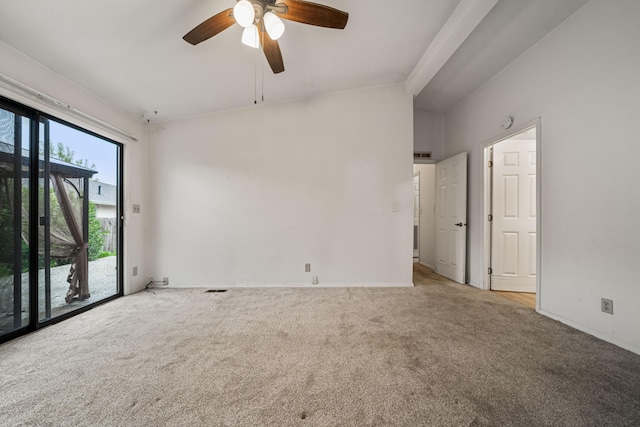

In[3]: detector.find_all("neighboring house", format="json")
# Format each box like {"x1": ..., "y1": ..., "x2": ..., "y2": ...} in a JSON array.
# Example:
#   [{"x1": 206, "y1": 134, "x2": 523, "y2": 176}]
[{"x1": 88, "y1": 180, "x2": 116, "y2": 218}]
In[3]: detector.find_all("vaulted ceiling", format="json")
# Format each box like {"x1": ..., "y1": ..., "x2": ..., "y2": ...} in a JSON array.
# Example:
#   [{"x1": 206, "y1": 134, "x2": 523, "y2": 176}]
[{"x1": 0, "y1": 0, "x2": 589, "y2": 121}]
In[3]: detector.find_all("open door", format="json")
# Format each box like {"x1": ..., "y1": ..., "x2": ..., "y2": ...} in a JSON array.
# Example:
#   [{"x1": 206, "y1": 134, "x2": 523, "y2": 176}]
[
  {"x1": 413, "y1": 173, "x2": 420, "y2": 258},
  {"x1": 435, "y1": 153, "x2": 467, "y2": 284},
  {"x1": 490, "y1": 135, "x2": 536, "y2": 292}
]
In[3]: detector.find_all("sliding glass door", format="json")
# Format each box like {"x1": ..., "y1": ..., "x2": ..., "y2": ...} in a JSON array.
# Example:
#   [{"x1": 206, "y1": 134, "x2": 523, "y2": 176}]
[
  {"x1": 0, "y1": 96, "x2": 122, "y2": 342},
  {"x1": 0, "y1": 105, "x2": 31, "y2": 337},
  {"x1": 38, "y1": 119, "x2": 121, "y2": 321}
]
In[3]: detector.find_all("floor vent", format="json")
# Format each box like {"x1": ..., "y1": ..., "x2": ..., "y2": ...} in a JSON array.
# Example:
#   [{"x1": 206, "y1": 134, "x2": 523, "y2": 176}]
[
  {"x1": 414, "y1": 151, "x2": 432, "y2": 159},
  {"x1": 205, "y1": 289, "x2": 228, "y2": 293}
]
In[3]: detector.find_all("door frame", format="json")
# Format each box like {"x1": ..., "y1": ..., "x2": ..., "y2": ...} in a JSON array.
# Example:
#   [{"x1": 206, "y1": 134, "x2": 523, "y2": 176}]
[
  {"x1": 482, "y1": 118, "x2": 541, "y2": 311},
  {"x1": 0, "y1": 94, "x2": 124, "y2": 345}
]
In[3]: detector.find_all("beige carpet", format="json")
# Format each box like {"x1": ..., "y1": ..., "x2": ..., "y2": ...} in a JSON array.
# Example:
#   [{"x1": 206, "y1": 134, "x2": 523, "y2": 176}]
[{"x1": 1, "y1": 266, "x2": 639, "y2": 426}]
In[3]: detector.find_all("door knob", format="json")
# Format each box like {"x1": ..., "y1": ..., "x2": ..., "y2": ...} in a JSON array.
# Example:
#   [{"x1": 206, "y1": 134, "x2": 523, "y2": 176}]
[{"x1": 455, "y1": 222, "x2": 465, "y2": 227}]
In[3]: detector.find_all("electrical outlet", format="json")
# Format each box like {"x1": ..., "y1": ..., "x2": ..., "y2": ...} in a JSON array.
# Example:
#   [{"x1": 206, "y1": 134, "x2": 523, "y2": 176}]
[
  {"x1": 132, "y1": 266, "x2": 138, "y2": 276},
  {"x1": 312, "y1": 276, "x2": 318, "y2": 285},
  {"x1": 601, "y1": 298, "x2": 613, "y2": 315},
  {"x1": 132, "y1": 204, "x2": 141, "y2": 213},
  {"x1": 305, "y1": 263, "x2": 311, "y2": 272},
  {"x1": 163, "y1": 277, "x2": 169, "y2": 286}
]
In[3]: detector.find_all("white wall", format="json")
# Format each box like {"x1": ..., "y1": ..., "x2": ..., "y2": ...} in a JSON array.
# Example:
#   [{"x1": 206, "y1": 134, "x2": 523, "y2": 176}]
[
  {"x1": 0, "y1": 41, "x2": 149, "y2": 295},
  {"x1": 444, "y1": 0, "x2": 640, "y2": 353},
  {"x1": 414, "y1": 109, "x2": 445, "y2": 161},
  {"x1": 413, "y1": 164, "x2": 436, "y2": 268},
  {"x1": 148, "y1": 84, "x2": 414, "y2": 287}
]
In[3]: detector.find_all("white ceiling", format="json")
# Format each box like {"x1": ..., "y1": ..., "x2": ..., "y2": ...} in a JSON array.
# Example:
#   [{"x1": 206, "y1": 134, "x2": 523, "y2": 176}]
[
  {"x1": 0, "y1": 0, "x2": 589, "y2": 122},
  {"x1": 414, "y1": 0, "x2": 590, "y2": 113}
]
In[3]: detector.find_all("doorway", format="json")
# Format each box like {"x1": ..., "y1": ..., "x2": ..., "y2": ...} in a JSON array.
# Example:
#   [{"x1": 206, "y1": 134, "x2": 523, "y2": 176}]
[
  {"x1": 484, "y1": 122, "x2": 539, "y2": 309},
  {"x1": 412, "y1": 164, "x2": 436, "y2": 270}
]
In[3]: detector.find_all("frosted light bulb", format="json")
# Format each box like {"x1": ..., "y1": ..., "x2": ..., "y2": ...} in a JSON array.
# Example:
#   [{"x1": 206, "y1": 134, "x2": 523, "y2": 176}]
[
  {"x1": 241, "y1": 24, "x2": 260, "y2": 48},
  {"x1": 264, "y1": 12, "x2": 285, "y2": 40},
  {"x1": 234, "y1": 0, "x2": 255, "y2": 28}
]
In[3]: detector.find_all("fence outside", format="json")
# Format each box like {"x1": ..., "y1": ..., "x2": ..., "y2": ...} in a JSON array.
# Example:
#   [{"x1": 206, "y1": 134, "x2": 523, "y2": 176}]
[{"x1": 98, "y1": 217, "x2": 117, "y2": 253}]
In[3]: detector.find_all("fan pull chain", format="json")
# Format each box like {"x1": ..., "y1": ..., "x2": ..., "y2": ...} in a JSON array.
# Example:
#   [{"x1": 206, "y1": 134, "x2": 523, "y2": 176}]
[{"x1": 254, "y1": 44, "x2": 258, "y2": 105}]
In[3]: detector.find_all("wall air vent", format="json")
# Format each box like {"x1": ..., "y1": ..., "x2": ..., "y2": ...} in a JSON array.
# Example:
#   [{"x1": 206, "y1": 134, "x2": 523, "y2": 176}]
[{"x1": 413, "y1": 152, "x2": 432, "y2": 159}]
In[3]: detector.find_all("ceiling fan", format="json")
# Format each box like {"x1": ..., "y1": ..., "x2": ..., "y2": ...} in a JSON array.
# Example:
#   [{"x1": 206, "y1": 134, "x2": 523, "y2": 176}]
[{"x1": 183, "y1": 0, "x2": 349, "y2": 74}]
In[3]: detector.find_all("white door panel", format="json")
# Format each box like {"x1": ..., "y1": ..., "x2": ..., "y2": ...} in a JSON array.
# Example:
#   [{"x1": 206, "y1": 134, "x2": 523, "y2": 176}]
[
  {"x1": 435, "y1": 153, "x2": 467, "y2": 284},
  {"x1": 491, "y1": 140, "x2": 536, "y2": 292},
  {"x1": 413, "y1": 173, "x2": 420, "y2": 257}
]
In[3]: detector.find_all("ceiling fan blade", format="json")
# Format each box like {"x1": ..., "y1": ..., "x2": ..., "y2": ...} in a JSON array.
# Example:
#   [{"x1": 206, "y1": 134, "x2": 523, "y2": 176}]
[
  {"x1": 274, "y1": 0, "x2": 348, "y2": 29},
  {"x1": 183, "y1": 8, "x2": 235, "y2": 45},
  {"x1": 259, "y1": 27, "x2": 285, "y2": 74}
]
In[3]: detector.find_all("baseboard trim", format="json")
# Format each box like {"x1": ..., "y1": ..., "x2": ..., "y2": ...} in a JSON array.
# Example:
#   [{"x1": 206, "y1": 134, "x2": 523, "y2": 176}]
[
  {"x1": 168, "y1": 282, "x2": 415, "y2": 289},
  {"x1": 539, "y1": 309, "x2": 640, "y2": 356},
  {"x1": 418, "y1": 262, "x2": 434, "y2": 269}
]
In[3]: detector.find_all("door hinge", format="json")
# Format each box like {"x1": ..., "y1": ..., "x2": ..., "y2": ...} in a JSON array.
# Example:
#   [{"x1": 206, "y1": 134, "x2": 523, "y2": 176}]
[
  {"x1": 488, "y1": 160, "x2": 493, "y2": 168},
  {"x1": 488, "y1": 214, "x2": 493, "y2": 221},
  {"x1": 488, "y1": 268, "x2": 493, "y2": 275}
]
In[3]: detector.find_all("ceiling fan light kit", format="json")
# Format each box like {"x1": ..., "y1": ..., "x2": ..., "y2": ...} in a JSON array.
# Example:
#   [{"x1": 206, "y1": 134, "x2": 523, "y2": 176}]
[
  {"x1": 241, "y1": 24, "x2": 260, "y2": 48},
  {"x1": 233, "y1": 0, "x2": 255, "y2": 28},
  {"x1": 263, "y1": 12, "x2": 285, "y2": 40},
  {"x1": 183, "y1": 0, "x2": 349, "y2": 74}
]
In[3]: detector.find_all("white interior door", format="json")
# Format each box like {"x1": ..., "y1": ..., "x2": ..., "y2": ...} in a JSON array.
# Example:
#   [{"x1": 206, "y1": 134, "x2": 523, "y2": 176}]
[
  {"x1": 413, "y1": 173, "x2": 420, "y2": 258},
  {"x1": 435, "y1": 153, "x2": 467, "y2": 284},
  {"x1": 491, "y1": 139, "x2": 536, "y2": 292}
]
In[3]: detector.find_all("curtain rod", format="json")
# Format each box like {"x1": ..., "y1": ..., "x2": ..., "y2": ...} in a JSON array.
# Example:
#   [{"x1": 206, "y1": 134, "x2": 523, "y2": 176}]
[{"x1": 0, "y1": 72, "x2": 139, "y2": 142}]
